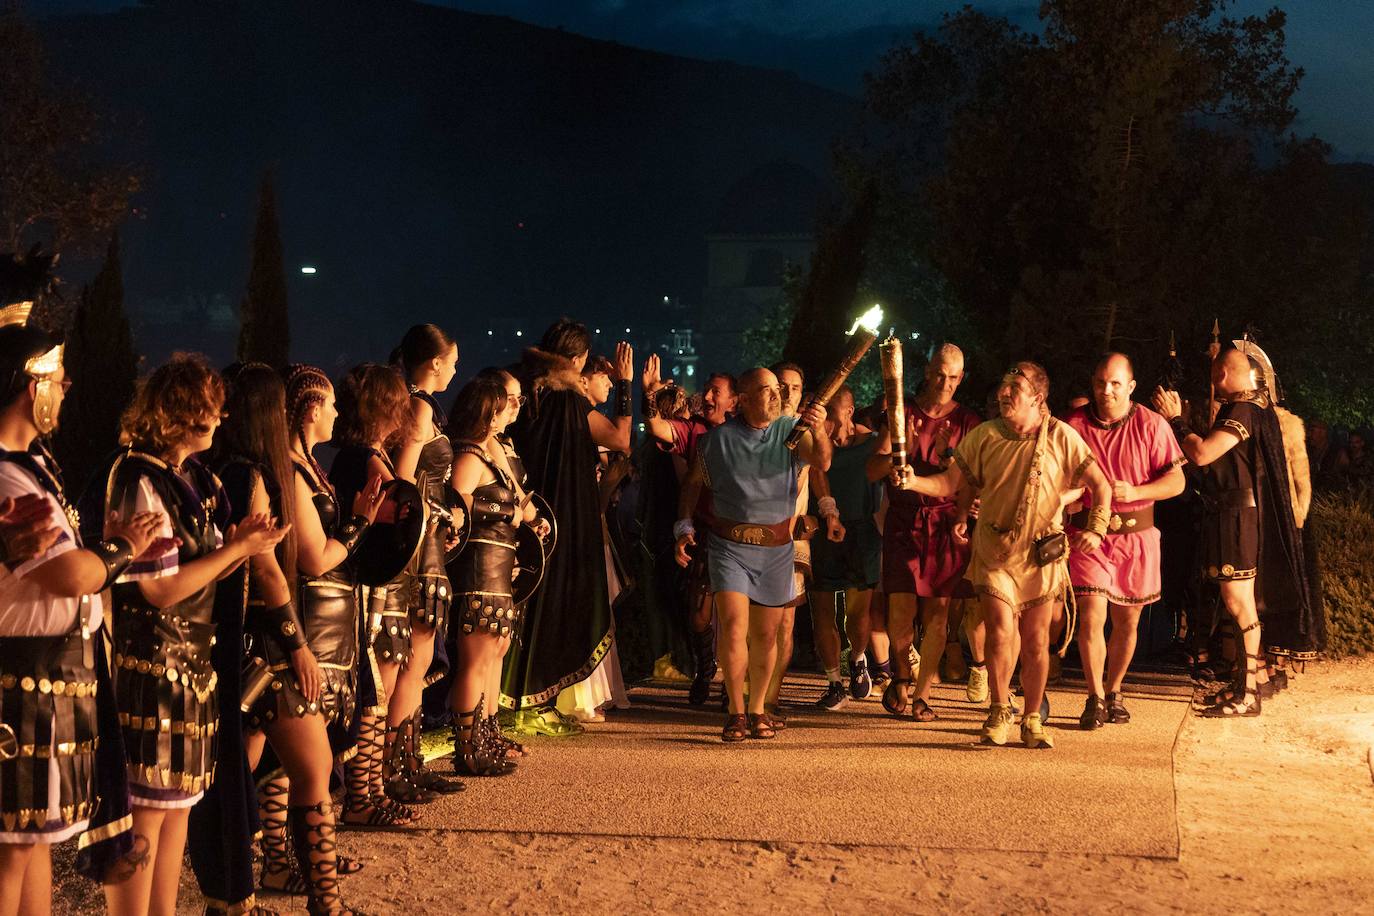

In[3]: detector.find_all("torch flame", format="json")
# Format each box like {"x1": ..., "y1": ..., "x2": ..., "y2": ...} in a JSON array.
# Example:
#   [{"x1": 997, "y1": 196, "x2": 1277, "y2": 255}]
[{"x1": 847, "y1": 304, "x2": 884, "y2": 336}]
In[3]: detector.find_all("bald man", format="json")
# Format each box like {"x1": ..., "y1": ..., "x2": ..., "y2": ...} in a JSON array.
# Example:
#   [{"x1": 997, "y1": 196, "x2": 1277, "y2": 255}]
[
  {"x1": 675, "y1": 368, "x2": 831, "y2": 741},
  {"x1": 867, "y1": 343, "x2": 982, "y2": 721},
  {"x1": 1064, "y1": 354, "x2": 1185, "y2": 729}
]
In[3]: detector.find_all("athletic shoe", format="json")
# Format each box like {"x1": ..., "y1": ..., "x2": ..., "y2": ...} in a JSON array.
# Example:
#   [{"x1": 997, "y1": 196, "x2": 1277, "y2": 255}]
[
  {"x1": 816, "y1": 682, "x2": 849, "y2": 711},
  {"x1": 1079, "y1": 695, "x2": 1107, "y2": 730},
  {"x1": 1020, "y1": 712, "x2": 1054, "y2": 749},
  {"x1": 849, "y1": 657, "x2": 873, "y2": 700},
  {"x1": 966, "y1": 665, "x2": 989, "y2": 704},
  {"x1": 980, "y1": 703, "x2": 1015, "y2": 746}
]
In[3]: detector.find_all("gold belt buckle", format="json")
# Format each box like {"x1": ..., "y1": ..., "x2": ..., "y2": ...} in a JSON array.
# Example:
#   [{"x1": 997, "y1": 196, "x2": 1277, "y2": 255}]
[{"x1": 732, "y1": 525, "x2": 767, "y2": 546}]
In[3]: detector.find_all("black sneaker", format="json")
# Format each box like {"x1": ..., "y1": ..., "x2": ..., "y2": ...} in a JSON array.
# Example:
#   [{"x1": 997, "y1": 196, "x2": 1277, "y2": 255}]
[
  {"x1": 848, "y1": 657, "x2": 873, "y2": 700},
  {"x1": 816, "y1": 682, "x2": 849, "y2": 711},
  {"x1": 1079, "y1": 695, "x2": 1107, "y2": 730},
  {"x1": 1106, "y1": 691, "x2": 1130, "y2": 724}
]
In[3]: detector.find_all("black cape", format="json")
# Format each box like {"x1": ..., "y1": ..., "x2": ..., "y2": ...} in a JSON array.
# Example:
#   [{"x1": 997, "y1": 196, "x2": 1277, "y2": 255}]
[
  {"x1": 1251, "y1": 404, "x2": 1325, "y2": 657},
  {"x1": 503, "y1": 350, "x2": 611, "y2": 708}
]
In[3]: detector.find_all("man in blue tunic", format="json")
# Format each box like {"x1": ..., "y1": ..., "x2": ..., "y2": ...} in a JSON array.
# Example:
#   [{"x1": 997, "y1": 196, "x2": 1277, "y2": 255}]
[{"x1": 675, "y1": 368, "x2": 831, "y2": 741}]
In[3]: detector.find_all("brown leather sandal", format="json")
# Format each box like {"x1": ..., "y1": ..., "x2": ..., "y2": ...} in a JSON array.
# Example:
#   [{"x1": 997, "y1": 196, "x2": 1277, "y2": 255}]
[
  {"x1": 911, "y1": 697, "x2": 939, "y2": 723},
  {"x1": 747, "y1": 713, "x2": 776, "y2": 740},
  {"x1": 881, "y1": 678, "x2": 911, "y2": 717},
  {"x1": 721, "y1": 714, "x2": 749, "y2": 743}
]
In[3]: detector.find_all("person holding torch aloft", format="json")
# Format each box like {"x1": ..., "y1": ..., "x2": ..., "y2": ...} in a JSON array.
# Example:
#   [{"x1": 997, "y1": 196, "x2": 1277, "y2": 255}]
[{"x1": 889, "y1": 361, "x2": 1110, "y2": 749}]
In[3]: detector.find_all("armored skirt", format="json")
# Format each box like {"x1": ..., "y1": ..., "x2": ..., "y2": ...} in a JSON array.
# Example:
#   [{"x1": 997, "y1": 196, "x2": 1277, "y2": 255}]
[
  {"x1": 107, "y1": 450, "x2": 228, "y2": 810},
  {"x1": 0, "y1": 629, "x2": 98, "y2": 842},
  {"x1": 450, "y1": 444, "x2": 522, "y2": 638}
]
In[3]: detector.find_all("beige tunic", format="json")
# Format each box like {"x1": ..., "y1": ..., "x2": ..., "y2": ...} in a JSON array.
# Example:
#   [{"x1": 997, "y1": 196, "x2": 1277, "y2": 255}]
[{"x1": 953, "y1": 417, "x2": 1095, "y2": 610}]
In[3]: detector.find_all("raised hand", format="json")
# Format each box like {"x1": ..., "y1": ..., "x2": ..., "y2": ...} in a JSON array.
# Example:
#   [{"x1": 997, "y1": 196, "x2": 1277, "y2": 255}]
[
  {"x1": 352, "y1": 474, "x2": 384, "y2": 523},
  {"x1": 229, "y1": 513, "x2": 291, "y2": 556},
  {"x1": 641, "y1": 352, "x2": 662, "y2": 392},
  {"x1": 1152, "y1": 386, "x2": 1182, "y2": 420},
  {"x1": 614, "y1": 341, "x2": 634, "y2": 382},
  {"x1": 799, "y1": 400, "x2": 827, "y2": 431}
]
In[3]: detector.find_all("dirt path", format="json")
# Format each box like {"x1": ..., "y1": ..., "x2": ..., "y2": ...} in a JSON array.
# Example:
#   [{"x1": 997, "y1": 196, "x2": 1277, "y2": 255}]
[{"x1": 53, "y1": 657, "x2": 1374, "y2": 914}]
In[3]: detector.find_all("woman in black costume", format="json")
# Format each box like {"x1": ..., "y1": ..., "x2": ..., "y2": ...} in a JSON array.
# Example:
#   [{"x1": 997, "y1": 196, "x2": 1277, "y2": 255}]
[
  {"x1": 102, "y1": 355, "x2": 287, "y2": 916},
  {"x1": 386, "y1": 325, "x2": 462, "y2": 798},
  {"x1": 328, "y1": 364, "x2": 423, "y2": 825},
  {"x1": 218, "y1": 364, "x2": 378, "y2": 914},
  {"x1": 447, "y1": 374, "x2": 548, "y2": 774}
]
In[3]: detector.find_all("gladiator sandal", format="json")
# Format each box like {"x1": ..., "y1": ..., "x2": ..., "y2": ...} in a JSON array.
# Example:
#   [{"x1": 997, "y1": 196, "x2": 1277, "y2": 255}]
[
  {"x1": 404, "y1": 709, "x2": 466, "y2": 793},
  {"x1": 452, "y1": 695, "x2": 514, "y2": 777},
  {"x1": 288, "y1": 802, "x2": 367, "y2": 916},
  {"x1": 258, "y1": 776, "x2": 307, "y2": 893},
  {"x1": 1199, "y1": 621, "x2": 1259, "y2": 708},
  {"x1": 341, "y1": 716, "x2": 415, "y2": 828},
  {"x1": 1200, "y1": 651, "x2": 1263, "y2": 718},
  {"x1": 383, "y1": 720, "x2": 435, "y2": 805},
  {"x1": 687, "y1": 627, "x2": 717, "y2": 706},
  {"x1": 486, "y1": 714, "x2": 527, "y2": 759}
]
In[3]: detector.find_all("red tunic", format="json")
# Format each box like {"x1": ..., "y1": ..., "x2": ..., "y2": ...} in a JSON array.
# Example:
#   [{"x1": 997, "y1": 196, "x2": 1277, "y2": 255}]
[
  {"x1": 882, "y1": 402, "x2": 982, "y2": 597},
  {"x1": 1063, "y1": 404, "x2": 1184, "y2": 605}
]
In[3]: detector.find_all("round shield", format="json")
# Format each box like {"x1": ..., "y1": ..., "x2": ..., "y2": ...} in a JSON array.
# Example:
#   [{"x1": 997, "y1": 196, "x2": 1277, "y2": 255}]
[
  {"x1": 355, "y1": 479, "x2": 427, "y2": 586},
  {"x1": 442, "y1": 490, "x2": 471, "y2": 565},
  {"x1": 511, "y1": 523, "x2": 549, "y2": 605}
]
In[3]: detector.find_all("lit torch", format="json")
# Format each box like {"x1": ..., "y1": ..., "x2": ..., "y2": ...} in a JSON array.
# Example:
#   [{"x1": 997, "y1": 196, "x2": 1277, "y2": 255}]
[
  {"x1": 785, "y1": 304, "x2": 884, "y2": 451},
  {"x1": 878, "y1": 333, "x2": 906, "y2": 467}
]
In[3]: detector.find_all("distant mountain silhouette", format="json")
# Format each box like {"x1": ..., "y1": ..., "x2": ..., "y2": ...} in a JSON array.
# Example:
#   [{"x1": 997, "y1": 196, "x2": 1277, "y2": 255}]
[{"x1": 40, "y1": 0, "x2": 858, "y2": 373}]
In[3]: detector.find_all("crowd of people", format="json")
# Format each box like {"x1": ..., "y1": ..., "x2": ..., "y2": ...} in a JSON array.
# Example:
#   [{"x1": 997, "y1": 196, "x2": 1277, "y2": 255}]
[{"x1": 0, "y1": 249, "x2": 1326, "y2": 915}]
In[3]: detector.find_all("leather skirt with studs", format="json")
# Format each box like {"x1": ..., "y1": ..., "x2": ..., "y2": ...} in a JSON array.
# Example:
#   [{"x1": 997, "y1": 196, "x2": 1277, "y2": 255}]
[
  {"x1": 0, "y1": 629, "x2": 98, "y2": 838},
  {"x1": 451, "y1": 505, "x2": 521, "y2": 639}
]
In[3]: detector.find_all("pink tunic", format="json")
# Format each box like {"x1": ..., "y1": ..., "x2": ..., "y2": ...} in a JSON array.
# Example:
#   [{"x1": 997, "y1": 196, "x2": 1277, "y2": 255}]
[
  {"x1": 883, "y1": 403, "x2": 982, "y2": 597},
  {"x1": 1064, "y1": 404, "x2": 1185, "y2": 605}
]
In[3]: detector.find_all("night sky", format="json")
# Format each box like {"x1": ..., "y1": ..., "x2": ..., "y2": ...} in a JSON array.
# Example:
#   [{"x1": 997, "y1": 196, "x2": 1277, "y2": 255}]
[{"x1": 25, "y1": 0, "x2": 1374, "y2": 160}]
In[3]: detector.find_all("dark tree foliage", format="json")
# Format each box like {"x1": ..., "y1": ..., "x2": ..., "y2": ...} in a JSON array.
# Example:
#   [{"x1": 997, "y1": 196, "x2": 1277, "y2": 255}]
[
  {"x1": 0, "y1": 9, "x2": 139, "y2": 257},
  {"x1": 237, "y1": 171, "x2": 290, "y2": 369},
  {"x1": 54, "y1": 232, "x2": 137, "y2": 494},
  {"x1": 833, "y1": 0, "x2": 1372, "y2": 421}
]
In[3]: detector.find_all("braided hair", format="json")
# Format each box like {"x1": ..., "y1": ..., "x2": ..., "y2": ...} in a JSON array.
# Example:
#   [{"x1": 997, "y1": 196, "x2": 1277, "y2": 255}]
[{"x1": 284, "y1": 364, "x2": 335, "y2": 500}]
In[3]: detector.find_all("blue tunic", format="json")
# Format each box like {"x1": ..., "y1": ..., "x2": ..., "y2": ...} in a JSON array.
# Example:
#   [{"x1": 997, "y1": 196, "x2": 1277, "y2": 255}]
[{"x1": 701, "y1": 415, "x2": 803, "y2": 606}]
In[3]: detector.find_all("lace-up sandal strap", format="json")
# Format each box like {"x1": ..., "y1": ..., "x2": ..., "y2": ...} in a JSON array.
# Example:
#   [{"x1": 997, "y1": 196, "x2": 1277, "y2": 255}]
[
  {"x1": 747, "y1": 712, "x2": 776, "y2": 739},
  {"x1": 289, "y1": 802, "x2": 366, "y2": 915},
  {"x1": 258, "y1": 777, "x2": 307, "y2": 893},
  {"x1": 721, "y1": 713, "x2": 748, "y2": 742},
  {"x1": 1200, "y1": 688, "x2": 1261, "y2": 718}
]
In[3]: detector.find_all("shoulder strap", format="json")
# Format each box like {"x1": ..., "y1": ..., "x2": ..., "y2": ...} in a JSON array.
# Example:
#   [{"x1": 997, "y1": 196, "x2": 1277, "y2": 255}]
[{"x1": 410, "y1": 388, "x2": 448, "y2": 429}]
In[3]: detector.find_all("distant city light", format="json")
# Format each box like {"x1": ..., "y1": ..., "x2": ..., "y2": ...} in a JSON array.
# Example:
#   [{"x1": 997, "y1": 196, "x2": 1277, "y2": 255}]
[
  {"x1": 595, "y1": 328, "x2": 602, "y2": 334},
  {"x1": 487, "y1": 330, "x2": 493, "y2": 336},
  {"x1": 300, "y1": 266, "x2": 317, "y2": 275},
  {"x1": 910, "y1": 332, "x2": 920, "y2": 340},
  {"x1": 663, "y1": 296, "x2": 670, "y2": 303},
  {"x1": 516, "y1": 330, "x2": 523, "y2": 337},
  {"x1": 624, "y1": 327, "x2": 631, "y2": 333},
  {"x1": 686, "y1": 365, "x2": 695, "y2": 377}
]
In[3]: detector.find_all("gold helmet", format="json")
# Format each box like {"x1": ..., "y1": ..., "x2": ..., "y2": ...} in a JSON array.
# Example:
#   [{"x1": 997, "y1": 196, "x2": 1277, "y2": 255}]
[
  {"x1": 1232, "y1": 335, "x2": 1280, "y2": 408},
  {"x1": 0, "y1": 251, "x2": 65, "y2": 435}
]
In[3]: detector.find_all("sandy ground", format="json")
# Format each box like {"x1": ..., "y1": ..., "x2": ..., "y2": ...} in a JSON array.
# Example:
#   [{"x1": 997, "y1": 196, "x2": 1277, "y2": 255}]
[{"x1": 52, "y1": 656, "x2": 1374, "y2": 915}]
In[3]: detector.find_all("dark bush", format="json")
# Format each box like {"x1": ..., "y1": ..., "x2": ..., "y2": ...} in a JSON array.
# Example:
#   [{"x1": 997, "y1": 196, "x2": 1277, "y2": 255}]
[{"x1": 1311, "y1": 487, "x2": 1374, "y2": 657}]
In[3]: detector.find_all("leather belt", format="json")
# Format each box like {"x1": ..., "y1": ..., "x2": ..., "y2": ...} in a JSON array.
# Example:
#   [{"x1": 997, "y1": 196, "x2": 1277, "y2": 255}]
[
  {"x1": 1069, "y1": 504, "x2": 1154, "y2": 534},
  {"x1": 709, "y1": 517, "x2": 793, "y2": 548}
]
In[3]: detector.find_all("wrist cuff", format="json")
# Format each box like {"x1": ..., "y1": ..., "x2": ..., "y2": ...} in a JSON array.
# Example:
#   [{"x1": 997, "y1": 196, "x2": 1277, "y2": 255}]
[
  {"x1": 817, "y1": 496, "x2": 839, "y2": 519},
  {"x1": 673, "y1": 518, "x2": 695, "y2": 541},
  {"x1": 263, "y1": 600, "x2": 308, "y2": 652},
  {"x1": 615, "y1": 379, "x2": 633, "y2": 418},
  {"x1": 336, "y1": 515, "x2": 370, "y2": 556},
  {"x1": 93, "y1": 537, "x2": 136, "y2": 591}
]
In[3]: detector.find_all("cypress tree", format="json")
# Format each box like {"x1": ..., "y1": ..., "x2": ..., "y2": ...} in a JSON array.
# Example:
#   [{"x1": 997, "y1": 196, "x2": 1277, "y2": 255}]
[
  {"x1": 54, "y1": 231, "x2": 138, "y2": 494},
  {"x1": 237, "y1": 172, "x2": 290, "y2": 368}
]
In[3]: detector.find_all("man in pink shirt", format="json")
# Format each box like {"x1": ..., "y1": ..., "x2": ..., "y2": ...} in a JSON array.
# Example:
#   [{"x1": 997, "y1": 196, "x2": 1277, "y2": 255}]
[{"x1": 1064, "y1": 353, "x2": 1185, "y2": 729}]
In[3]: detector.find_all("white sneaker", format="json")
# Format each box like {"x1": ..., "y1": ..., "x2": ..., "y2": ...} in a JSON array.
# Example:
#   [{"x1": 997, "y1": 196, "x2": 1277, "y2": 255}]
[{"x1": 966, "y1": 665, "x2": 989, "y2": 704}]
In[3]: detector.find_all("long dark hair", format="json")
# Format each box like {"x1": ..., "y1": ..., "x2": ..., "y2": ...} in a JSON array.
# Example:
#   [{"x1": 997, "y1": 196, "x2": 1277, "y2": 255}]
[
  {"x1": 284, "y1": 364, "x2": 335, "y2": 498},
  {"x1": 392, "y1": 324, "x2": 457, "y2": 378},
  {"x1": 218, "y1": 362, "x2": 298, "y2": 593},
  {"x1": 333, "y1": 363, "x2": 410, "y2": 448},
  {"x1": 448, "y1": 375, "x2": 509, "y2": 443}
]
